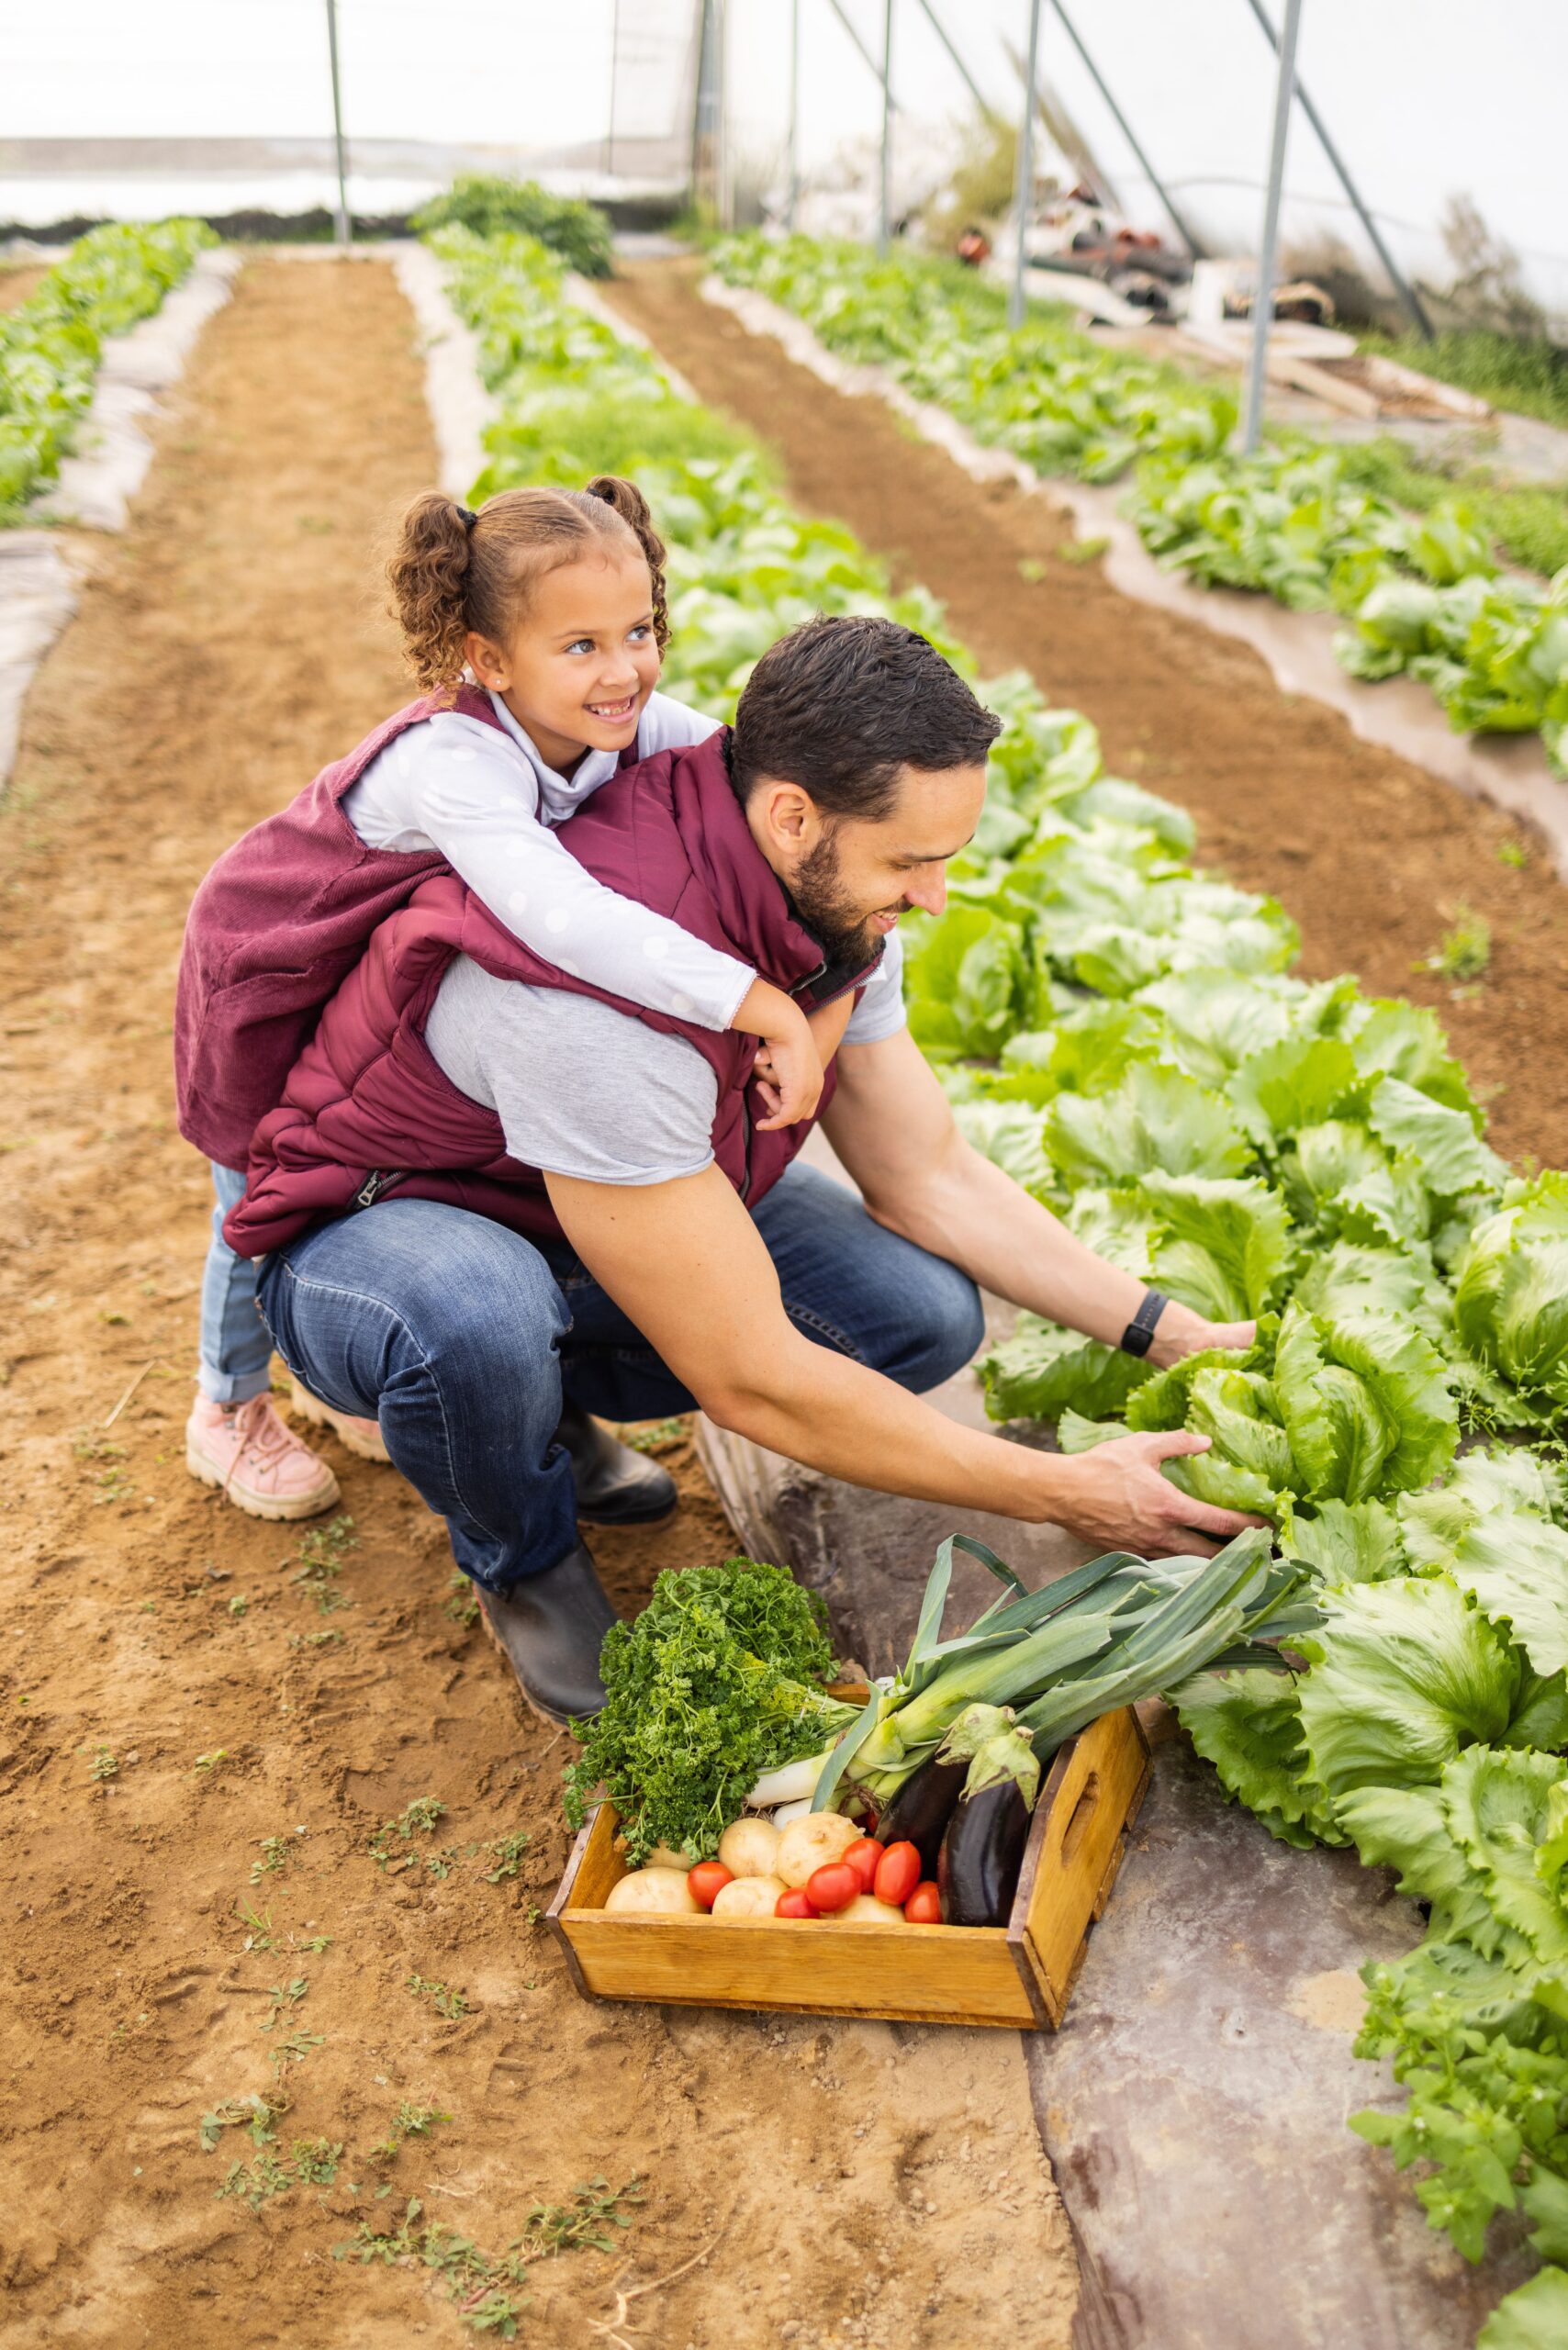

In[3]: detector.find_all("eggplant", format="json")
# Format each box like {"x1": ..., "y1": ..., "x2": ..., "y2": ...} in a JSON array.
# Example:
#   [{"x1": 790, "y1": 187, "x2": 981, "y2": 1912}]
[
  {"x1": 938, "y1": 1779, "x2": 1032, "y2": 1928},
  {"x1": 874, "y1": 1753, "x2": 967, "y2": 1878}
]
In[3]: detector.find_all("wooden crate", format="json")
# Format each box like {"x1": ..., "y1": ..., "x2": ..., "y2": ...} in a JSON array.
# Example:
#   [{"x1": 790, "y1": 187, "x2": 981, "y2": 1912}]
[{"x1": 546, "y1": 1704, "x2": 1150, "y2": 2031}]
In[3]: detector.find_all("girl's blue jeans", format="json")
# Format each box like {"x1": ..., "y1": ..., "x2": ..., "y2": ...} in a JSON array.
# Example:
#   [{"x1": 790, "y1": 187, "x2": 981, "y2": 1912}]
[
  {"x1": 255, "y1": 1163, "x2": 985, "y2": 1592},
  {"x1": 198, "y1": 1164, "x2": 275, "y2": 1405}
]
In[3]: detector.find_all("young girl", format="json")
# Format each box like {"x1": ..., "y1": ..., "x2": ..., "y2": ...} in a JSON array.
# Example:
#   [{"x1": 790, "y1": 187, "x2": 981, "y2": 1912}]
[{"x1": 184, "y1": 476, "x2": 823, "y2": 1519}]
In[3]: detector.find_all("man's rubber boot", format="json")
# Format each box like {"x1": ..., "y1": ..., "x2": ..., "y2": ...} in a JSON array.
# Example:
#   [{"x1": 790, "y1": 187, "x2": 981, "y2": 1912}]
[
  {"x1": 476, "y1": 1538, "x2": 620, "y2": 1726},
  {"x1": 555, "y1": 1401, "x2": 678, "y2": 1528}
]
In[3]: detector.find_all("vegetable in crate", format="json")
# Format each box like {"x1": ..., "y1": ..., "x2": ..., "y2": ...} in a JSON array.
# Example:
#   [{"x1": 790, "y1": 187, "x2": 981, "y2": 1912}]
[
  {"x1": 563, "y1": 1557, "x2": 857, "y2": 1865},
  {"x1": 935, "y1": 1706, "x2": 1042, "y2": 1929}
]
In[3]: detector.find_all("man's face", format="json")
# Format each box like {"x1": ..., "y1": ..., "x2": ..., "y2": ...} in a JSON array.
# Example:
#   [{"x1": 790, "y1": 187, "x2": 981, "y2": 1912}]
[{"x1": 760, "y1": 764, "x2": 989, "y2": 970}]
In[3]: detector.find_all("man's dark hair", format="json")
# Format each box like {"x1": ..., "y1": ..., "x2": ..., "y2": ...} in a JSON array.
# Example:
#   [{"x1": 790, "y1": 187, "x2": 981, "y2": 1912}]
[{"x1": 729, "y1": 615, "x2": 1002, "y2": 819}]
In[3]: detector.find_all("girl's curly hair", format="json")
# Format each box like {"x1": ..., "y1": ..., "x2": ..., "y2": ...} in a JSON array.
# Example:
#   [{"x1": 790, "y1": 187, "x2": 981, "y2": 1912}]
[{"x1": 386, "y1": 476, "x2": 669, "y2": 692}]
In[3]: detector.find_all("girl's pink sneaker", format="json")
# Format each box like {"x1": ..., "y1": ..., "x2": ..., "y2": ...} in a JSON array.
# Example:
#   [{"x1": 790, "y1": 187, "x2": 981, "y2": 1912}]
[
  {"x1": 287, "y1": 1380, "x2": 391, "y2": 1464},
  {"x1": 185, "y1": 1394, "x2": 342, "y2": 1521}
]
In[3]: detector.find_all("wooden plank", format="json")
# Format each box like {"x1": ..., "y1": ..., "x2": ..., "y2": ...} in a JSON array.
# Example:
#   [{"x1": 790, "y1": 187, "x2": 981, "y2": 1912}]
[
  {"x1": 559, "y1": 1908, "x2": 1039, "y2": 2028},
  {"x1": 1024, "y1": 1708, "x2": 1150, "y2": 2012}
]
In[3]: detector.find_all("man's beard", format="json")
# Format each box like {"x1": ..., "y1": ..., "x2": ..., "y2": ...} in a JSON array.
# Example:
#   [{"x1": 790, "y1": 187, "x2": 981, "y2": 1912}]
[{"x1": 790, "y1": 833, "x2": 893, "y2": 974}]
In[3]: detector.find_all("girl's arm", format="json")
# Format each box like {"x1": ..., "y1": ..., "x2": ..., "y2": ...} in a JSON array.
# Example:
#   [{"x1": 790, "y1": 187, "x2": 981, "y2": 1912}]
[{"x1": 348, "y1": 719, "x2": 823, "y2": 1125}]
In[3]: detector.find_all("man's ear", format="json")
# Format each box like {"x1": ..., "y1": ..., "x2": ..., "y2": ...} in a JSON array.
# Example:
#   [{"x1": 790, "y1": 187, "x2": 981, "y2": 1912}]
[{"x1": 754, "y1": 778, "x2": 822, "y2": 855}]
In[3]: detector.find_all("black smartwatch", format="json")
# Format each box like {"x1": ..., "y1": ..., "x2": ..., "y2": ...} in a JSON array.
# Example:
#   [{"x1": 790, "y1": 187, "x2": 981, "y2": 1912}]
[{"x1": 1119, "y1": 1287, "x2": 1170, "y2": 1358}]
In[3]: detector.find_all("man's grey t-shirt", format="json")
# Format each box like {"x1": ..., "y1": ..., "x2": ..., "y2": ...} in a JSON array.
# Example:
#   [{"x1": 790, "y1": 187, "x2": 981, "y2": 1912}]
[{"x1": 423, "y1": 926, "x2": 906, "y2": 1185}]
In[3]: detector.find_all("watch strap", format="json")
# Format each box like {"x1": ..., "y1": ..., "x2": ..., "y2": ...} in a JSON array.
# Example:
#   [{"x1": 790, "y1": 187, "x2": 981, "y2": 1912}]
[{"x1": 1119, "y1": 1287, "x2": 1170, "y2": 1358}]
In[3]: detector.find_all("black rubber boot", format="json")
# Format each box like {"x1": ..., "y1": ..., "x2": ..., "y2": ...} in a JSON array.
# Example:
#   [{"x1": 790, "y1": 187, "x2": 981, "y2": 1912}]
[
  {"x1": 476, "y1": 1538, "x2": 621, "y2": 1726},
  {"x1": 555, "y1": 1400, "x2": 678, "y2": 1528}
]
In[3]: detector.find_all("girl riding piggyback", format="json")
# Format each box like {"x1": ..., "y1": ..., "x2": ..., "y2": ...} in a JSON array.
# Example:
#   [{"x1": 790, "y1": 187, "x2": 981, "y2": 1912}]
[{"x1": 177, "y1": 476, "x2": 824, "y2": 1520}]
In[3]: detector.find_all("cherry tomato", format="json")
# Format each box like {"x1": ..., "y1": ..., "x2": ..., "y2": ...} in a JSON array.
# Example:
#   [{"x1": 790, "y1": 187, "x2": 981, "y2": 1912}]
[
  {"x1": 775, "y1": 1888, "x2": 816, "y2": 1919},
  {"x1": 843, "y1": 1836, "x2": 882, "y2": 1894},
  {"x1": 686, "y1": 1861, "x2": 733, "y2": 1911},
  {"x1": 804, "y1": 1862, "x2": 859, "y2": 1914},
  {"x1": 873, "y1": 1840, "x2": 922, "y2": 1908},
  {"x1": 903, "y1": 1880, "x2": 943, "y2": 1925}
]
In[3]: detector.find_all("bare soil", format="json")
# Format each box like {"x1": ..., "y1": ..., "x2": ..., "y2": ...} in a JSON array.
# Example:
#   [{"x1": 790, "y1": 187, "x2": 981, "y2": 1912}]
[
  {"x1": 0, "y1": 264, "x2": 46, "y2": 311},
  {"x1": 0, "y1": 254, "x2": 1075, "y2": 2350},
  {"x1": 606, "y1": 260, "x2": 1568, "y2": 1173}
]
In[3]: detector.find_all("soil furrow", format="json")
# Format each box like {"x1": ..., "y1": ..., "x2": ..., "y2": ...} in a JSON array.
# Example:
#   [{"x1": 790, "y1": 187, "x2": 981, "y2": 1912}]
[{"x1": 603, "y1": 259, "x2": 1568, "y2": 1171}]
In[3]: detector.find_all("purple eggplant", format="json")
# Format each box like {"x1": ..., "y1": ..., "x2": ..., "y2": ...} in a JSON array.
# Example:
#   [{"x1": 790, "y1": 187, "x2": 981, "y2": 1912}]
[
  {"x1": 938, "y1": 1778, "x2": 1031, "y2": 1927},
  {"x1": 875, "y1": 1753, "x2": 967, "y2": 1878}
]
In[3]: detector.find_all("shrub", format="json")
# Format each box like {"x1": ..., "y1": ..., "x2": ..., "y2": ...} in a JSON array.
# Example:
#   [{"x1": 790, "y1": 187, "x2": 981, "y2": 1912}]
[{"x1": 411, "y1": 176, "x2": 613, "y2": 278}]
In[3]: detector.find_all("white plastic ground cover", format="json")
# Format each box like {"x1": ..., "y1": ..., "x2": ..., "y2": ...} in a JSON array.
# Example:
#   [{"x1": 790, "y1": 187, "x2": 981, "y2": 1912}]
[
  {"x1": 34, "y1": 247, "x2": 241, "y2": 533},
  {"x1": 700, "y1": 273, "x2": 1568, "y2": 885},
  {"x1": 0, "y1": 536, "x2": 75, "y2": 791},
  {"x1": 390, "y1": 241, "x2": 497, "y2": 501}
]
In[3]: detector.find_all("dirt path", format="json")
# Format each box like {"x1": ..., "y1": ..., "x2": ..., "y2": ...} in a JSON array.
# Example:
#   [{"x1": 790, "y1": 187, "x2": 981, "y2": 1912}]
[
  {"x1": 607, "y1": 260, "x2": 1568, "y2": 1173},
  {"x1": 0, "y1": 253, "x2": 1075, "y2": 2350},
  {"x1": 0, "y1": 264, "x2": 46, "y2": 311}
]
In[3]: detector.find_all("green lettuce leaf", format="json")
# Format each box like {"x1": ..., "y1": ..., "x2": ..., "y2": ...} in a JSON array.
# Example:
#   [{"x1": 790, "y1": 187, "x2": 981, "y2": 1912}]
[
  {"x1": 1045, "y1": 1062, "x2": 1251, "y2": 1186},
  {"x1": 1454, "y1": 1173, "x2": 1568, "y2": 1411},
  {"x1": 1272, "y1": 1302, "x2": 1457, "y2": 1504},
  {"x1": 1335, "y1": 1781, "x2": 1518, "y2": 1954},
  {"x1": 1368, "y1": 1074, "x2": 1506, "y2": 1203},
  {"x1": 980, "y1": 1314, "x2": 1154, "y2": 1425},
  {"x1": 903, "y1": 904, "x2": 1025, "y2": 1058},
  {"x1": 1478, "y1": 2268, "x2": 1568, "y2": 2350},
  {"x1": 1135, "y1": 1170, "x2": 1294, "y2": 1321},
  {"x1": 1441, "y1": 1746, "x2": 1568, "y2": 1966},
  {"x1": 1227, "y1": 1035, "x2": 1362, "y2": 1150},
  {"x1": 1295, "y1": 1575, "x2": 1519, "y2": 1796},
  {"x1": 1280, "y1": 1496, "x2": 1405, "y2": 1584},
  {"x1": 1174, "y1": 1666, "x2": 1341, "y2": 1847}
]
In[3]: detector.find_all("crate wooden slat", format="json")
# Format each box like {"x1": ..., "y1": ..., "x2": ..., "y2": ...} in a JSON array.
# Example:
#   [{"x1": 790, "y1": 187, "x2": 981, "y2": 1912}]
[{"x1": 547, "y1": 1705, "x2": 1151, "y2": 2031}]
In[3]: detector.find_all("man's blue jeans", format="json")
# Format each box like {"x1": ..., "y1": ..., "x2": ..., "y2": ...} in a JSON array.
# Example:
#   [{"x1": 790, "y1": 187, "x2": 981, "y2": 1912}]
[{"x1": 256, "y1": 1163, "x2": 984, "y2": 1592}]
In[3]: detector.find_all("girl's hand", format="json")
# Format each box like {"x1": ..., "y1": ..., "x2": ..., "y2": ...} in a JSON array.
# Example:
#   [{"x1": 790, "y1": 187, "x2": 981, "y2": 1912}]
[
  {"x1": 753, "y1": 1009, "x2": 825, "y2": 1130},
  {"x1": 732, "y1": 979, "x2": 825, "y2": 1132}
]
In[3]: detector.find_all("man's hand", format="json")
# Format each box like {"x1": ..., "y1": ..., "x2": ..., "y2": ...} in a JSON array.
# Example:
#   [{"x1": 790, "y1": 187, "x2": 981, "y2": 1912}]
[
  {"x1": 1148, "y1": 1307, "x2": 1257, "y2": 1371},
  {"x1": 1050, "y1": 1431, "x2": 1268, "y2": 1559}
]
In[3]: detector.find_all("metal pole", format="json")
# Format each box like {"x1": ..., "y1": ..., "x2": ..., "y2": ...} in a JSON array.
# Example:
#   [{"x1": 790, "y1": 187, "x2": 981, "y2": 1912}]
[
  {"x1": 825, "y1": 0, "x2": 902, "y2": 107},
  {"x1": 912, "y1": 0, "x2": 998, "y2": 123},
  {"x1": 786, "y1": 0, "x2": 801, "y2": 232},
  {"x1": 324, "y1": 0, "x2": 350, "y2": 246},
  {"x1": 878, "y1": 0, "x2": 895, "y2": 256},
  {"x1": 1009, "y1": 0, "x2": 1044, "y2": 327},
  {"x1": 1046, "y1": 0, "x2": 1204, "y2": 257},
  {"x1": 608, "y1": 0, "x2": 620, "y2": 179},
  {"x1": 716, "y1": 0, "x2": 733, "y2": 232},
  {"x1": 1241, "y1": 0, "x2": 1433, "y2": 339},
  {"x1": 1241, "y1": 0, "x2": 1303, "y2": 452}
]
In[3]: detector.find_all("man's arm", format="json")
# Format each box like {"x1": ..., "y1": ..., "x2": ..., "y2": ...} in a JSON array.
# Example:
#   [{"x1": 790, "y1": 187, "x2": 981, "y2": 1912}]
[
  {"x1": 544, "y1": 1163, "x2": 1260, "y2": 1557},
  {"x1": 821, "y1": 1025, "x2": 1250, "y2": 1367}
]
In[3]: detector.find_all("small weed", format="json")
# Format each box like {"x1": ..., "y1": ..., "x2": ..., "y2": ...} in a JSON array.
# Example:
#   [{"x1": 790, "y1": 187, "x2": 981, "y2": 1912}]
[
  {"x1": 369, "y1": 1796, "x2": 448, "y2": 1872},
  {"x1": 286, "y1": 1515, "x2": 357, "y2": 1615},
  {"x1": 216, "y1": 2134, "x2": 342, "y2": 2210},
  {"x1": 1017, "y1": 554, "x2": 1047, "y2": 583},
  {"x1": 236, "y1": 1902, "x2": 275, "y2": 1953},
  {"x1": 1060, "y1": 532, "x2": 1110, "y2": 565},
  {"x1": 250, "y1": 1827, "x2": 307, "y2": 1885},
  {"x1": 289, "y1": 1627, "x2": 344, "y2": 1650},
  {"x1": 1497, "y1": 838, "x2": 1529, "y2": 868},
  {"x1": 289, "y1": 2134, "x2": 342, "y2": 2186},
  {"x1": 367, "y1": 2100, "x2": 453, "y2": 2162},
  {"x1": 1425, "y1": 906, "x2": 1493, "y2": 983},
  {"x1": 200, "y1": 2090, "x2": 286, "y2": 2152},
  {"x1": 260, "y1": 1977, "x2": 309, "y2": 2032},
  {"x1": 192, "y1": 1748, "x2": 230, "y2": 1776},
  {"x1": 100, "y1": 1309, "x2": 130, "y2": 1326},
  {"x1": 406, "y1": 1972, "x2": 469, "y2": 2021},
  {"x1": 444, "y1": 1571, "x2": 480, "y2": 1628},
  {"x1": 268, "y1": 2027, "x2": 324, "y2": 2083},
  {"x1": 227, "y1": 1594, "x2": 250, "y2": 1621},
  {"x1": 423, "y1": 1844, "x2": 464, "y2": 1882},
  {"x1": 298, "y1": 1932, "x2": 332, "y2": 1954},
  {"x1": 84, "y1": 1744, "x2": 119, "y2": 1783},
  {"x1": 620, "y1": 1416, "x2": 687, "y2": 1454},
  {"x1": 520, "y1": 2174, "x2": 644, "y2": 2259},
  {"x1": 484, "y1": 1831, "x2": 530, "y2": 1886}
]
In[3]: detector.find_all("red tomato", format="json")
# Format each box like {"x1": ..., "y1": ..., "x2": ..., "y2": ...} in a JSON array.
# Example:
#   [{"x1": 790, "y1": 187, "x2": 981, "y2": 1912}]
[
  {"x1": 873, "y1": 1841, "x2": 922, "y2": 1908},
  {"x1": 775, "y1": 1888, "x2": 816, "y2": 1919},
  {"x1": 687, "y1": 1861, "x2": 733, "y2": 1911},
  {"x1": 804, "y1": 1862, "x2": 859, "y2": 1914},
  {"x1": 843, "y1": 1836, "x2": 882, "y2": 1894},
  {"x1": 903, "y1": 1880, "x2": 943, "y2": 1925}
]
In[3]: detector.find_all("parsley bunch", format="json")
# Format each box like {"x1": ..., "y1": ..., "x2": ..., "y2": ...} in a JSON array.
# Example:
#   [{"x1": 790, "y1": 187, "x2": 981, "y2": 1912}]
[{"x1": 563, "y1": 1558, "x2": 857, "y2": 1864}]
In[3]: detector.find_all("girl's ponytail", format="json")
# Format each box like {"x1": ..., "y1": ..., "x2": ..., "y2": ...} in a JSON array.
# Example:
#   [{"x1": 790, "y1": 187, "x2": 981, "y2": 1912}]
[
  {"x1": 587, "y1": 475, "x2": 669, "y2": 651},
  {"x1": 386, "y1": 491, "x2": 475, "y2": 690}
]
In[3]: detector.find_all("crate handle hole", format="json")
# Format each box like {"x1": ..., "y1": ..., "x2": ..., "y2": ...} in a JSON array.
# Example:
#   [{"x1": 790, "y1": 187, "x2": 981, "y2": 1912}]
[{"x1": 1059, "y1": 1774, "x2": 1102, "y2": 1864}]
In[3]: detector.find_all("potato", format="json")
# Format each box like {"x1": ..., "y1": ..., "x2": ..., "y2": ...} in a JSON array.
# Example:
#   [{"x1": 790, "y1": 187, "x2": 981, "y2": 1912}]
[
  {"x1": 717, "y1": 1815, "x2": 781, "y2": 1879},
  {"x1": 605, "y1": 1866, "x2": 700, "y2": 1917},
  {"x1": 710, "y1": 1873, "x2": 788, "y2": 1918},
  {"x1": 642, "y1": 1844, "x2": 693, "y2": 1873},
  {"x1": 834, "y1": 1893, "x2": 906, "y2": 1926},
  {"x1": 777, "y1": 1810, "x2": 861, "y2": 1889}
]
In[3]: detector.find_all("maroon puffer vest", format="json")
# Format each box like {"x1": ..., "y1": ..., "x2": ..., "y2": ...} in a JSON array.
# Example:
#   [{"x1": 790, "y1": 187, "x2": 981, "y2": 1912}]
[
  {"x1": 223, "y1": 730, "x2": 872, "y2": 1260},
  {"x1": 174, "y1": 683, "x2": 638, "y2": 1170}
]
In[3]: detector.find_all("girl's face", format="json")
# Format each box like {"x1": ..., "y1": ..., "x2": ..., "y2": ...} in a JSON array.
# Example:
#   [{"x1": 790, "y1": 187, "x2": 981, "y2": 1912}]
[{"x1": 466, "y1": 554, "x2": 662, "y2": 776}]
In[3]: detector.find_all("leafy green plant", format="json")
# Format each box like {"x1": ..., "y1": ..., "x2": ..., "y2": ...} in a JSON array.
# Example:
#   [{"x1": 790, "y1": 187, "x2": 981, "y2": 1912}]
[
  {"x1": 287, "y1": 1514, "x2": 357, "y2": 1614},
  {"x1": 412, "y1": 175, "x2": 612, "y2": 277},
  {"x1": 1428, "y1": 908, "x2": 1493, "y2": 983},
  {"x1": 335, "y1": 2177, "x2": 643, "y2": 2339},
  {"x1": 406, "y1": 1973, "x2": 469, "y2": 2021},
  {"x1": 369, "y1": 1796, "x2": 448, "y2": 1871}
]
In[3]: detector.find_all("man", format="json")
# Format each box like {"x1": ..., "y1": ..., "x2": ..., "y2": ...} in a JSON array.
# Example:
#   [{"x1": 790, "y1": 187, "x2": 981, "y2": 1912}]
[{"x1": 231, "y1": 618, "x2": 1258, "y2": 1722}]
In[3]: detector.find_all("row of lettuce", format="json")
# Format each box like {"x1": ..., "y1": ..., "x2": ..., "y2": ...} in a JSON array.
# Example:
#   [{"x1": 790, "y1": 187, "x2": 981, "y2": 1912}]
[
  {"x1": 711, "y1": 234, "x2": 1568, "y2": 781},
  {"x1": 0, "y1": 218, "x2": 214, "y2": 519},
  {"x1": 430, "y1": 221, "x2": 1568, "y2": 2345}
]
